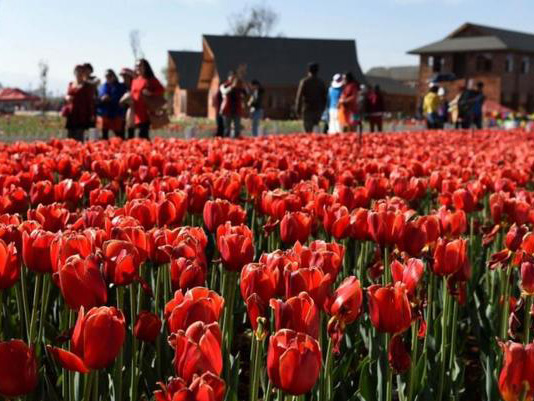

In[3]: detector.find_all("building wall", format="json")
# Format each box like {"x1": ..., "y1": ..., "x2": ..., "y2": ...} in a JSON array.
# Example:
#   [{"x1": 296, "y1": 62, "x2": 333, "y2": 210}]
[
  {"x1": 416, "y1": 51, "x2": 534, "y2": 112},
  {"x1": 383, "y1": 93, "x2": 417, "y2": 116}
]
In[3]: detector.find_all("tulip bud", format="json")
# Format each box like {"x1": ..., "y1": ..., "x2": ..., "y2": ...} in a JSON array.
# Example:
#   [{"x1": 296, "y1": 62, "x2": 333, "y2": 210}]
[
  {"x1": 367, "y1": 283, "x2": 412, "y2": 334},
  {"x1": 22, "y1": 229, "x2": 55, "y2": 274},
  {"x1": 280, "y1": 211, "x2": 312, "y2": 244},
  {"x1": 270, "y1": 292, "x2": 320, "y2": 338},
  {"x1": 326, "y1": 276, "x2": 363, "y2": 325},
  {"x1": 170, "y1": 257, "x2": 206, "y2": 291},
  {"x1": 388, "y1": 334, "x2": 411, "y2": 373},
  {"x1": 134, "y1": 311, "x2": 162, "y2": 343},
  {"x1": 521, "y1": 262, "x2": 534, "y2": 296},
  {"x1": 0, "y1": 340, "x2": 38, "y2": 397},
  {"x1": 216, "y1": 223, "x2": 254, "y2": 272}
]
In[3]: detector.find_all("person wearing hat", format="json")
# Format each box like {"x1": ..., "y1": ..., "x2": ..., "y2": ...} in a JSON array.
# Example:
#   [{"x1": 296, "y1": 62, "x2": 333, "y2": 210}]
[
  {"x1": 423, "y1": 83, "x2": 440, "y2": 129},
  {"x1": 436, "y1": 87, "x2": 449, "y2": 129},
  {"x1": 97, "y1": 69, "x2": 127, "y2": 139},
  {"x1": 326, "y1": 74, "x2": 344, "y2": 134},
  {"x1": 295, "y1": 62, "x2": 327, "y2": 133},
  {"x1": 119, "y1": 68, "x2": 136, "y2": 139}
]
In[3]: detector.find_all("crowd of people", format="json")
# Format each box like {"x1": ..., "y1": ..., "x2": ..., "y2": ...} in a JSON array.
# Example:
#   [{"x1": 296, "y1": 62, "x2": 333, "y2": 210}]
[
  {"x1": 422, "y1": 80, "x2": 485, "y2": 130},
  {"x1": 62, "y1": 59, "x2": 165, "y2": 141},
  {"x1": 295, "y1": 63, "x2": 385, "y2": 134}
]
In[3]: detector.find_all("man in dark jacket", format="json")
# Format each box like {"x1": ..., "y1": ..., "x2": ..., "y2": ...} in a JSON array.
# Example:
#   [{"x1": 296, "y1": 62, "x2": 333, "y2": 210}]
[{"x1": 295, "y1": 63, "x2": 327, "y2": 133}]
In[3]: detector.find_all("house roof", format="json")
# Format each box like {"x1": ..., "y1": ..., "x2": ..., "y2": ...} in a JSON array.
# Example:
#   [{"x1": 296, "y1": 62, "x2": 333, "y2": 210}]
[
  {"x1": 365, "y1": 75, "x2": 416, "y2": 97},
  {"x1": 168, "y1": 51, "x2": 203, "y2": 89},
  {"x1": 0, "y1": 88, "x2": 40, "y2": 102},
  {"x1": 366, "y1": 66, "x2": 419, "y2": 82},
  {"x1": 408, "y1": 23, "x2": 534, "y2": 54},
  {"x1": 202, "y1": 35, "x2": 366, "y2": 86}
]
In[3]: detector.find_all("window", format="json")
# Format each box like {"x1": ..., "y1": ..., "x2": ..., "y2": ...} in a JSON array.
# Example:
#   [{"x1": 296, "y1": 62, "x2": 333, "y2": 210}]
[
  {"x1": 476, "y1": 54, "x2": 493, "y2": 72},
  {"x1": 505, "y1": 55, "x2": 514, "y2": 73},
  {"x1": 521, "y1": 57, "x2": 530, "y2": 74},
  {"x1": 430, "y1": 56, "x2": 443, "y2": 73},
  {"x1": 427, "y1": 56, "x2": 434, "y2": 68}
]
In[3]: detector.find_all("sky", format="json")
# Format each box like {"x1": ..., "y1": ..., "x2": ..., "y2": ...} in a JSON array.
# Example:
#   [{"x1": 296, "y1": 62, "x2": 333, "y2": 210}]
[{"x1": 0, "y1": 0, "x2": 533, "y2": 95}]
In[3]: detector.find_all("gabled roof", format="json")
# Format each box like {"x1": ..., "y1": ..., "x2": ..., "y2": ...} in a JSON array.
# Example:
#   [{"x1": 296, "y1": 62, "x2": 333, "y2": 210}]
[
  {"x1": 0, "y1": 88, "x2": 40, "y2": 102},
  {"x1": 365, "y1": 75, "x2": 416, "y2": 97},
  {"x1": 408, "y1": 23, "x2": 534, "y2": 54},
  {"x1": 203, "y1": 35, "x2": 366, "y2": 86},
  {"x1": 366, "y1": 66, "x2": 419, "y2": 82},
  {"x1": 168, "y1": 51, "x2": 203, "y2": 89}
]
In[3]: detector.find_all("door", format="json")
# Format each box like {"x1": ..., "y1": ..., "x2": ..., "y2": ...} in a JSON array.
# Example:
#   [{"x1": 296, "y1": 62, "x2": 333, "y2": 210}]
[{"x1": 453, "y1": 53, "x2": 466, "y2": 79}]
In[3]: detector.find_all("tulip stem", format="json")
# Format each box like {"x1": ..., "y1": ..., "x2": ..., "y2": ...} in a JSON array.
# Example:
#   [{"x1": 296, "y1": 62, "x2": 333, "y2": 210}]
[
  {"x1": 264, "y1": 380, "x2": 273, "y2": 401},
  {"x1": 14, "y1": 284, "x2": 25, "y2": 338},
  {"x1": 28, "y1": 273, "x2": 43, "y2": 344},
  {"x1": 323, "y1": 336, "x2": 334, "y2": 401},
  {"x1": 19, "y1": 266, "x2": 31, "y2": 340},
  {"x1": 93, "y1": 370, "x2": 99, "y2": 401},
  {"x1": 115, "y1": 287, "x2": 125, "y2": 401},
  {"x1": 68, "y1": 310, "x2": 75, "y2": 401},
  {"x1": 37, "y1": 274, "x2": 51, "y2": 343},
  {"x1": 437, "y1": 277, "x2": 451, "y2": 401},
  {"x1": 524, "y1": 295, "x2": 533, "y2": 344},
  {"x1": 154, "y1": 266, "x2": 163, "y2": 380},
  {"x1": 249, "y1": 329, "x2": 264, "y2": 401},
  {"x1": 83, "y1": 371, "x2": 94, "y2": 401},
  {"x1": 130, "y1": 284, "x2": 139, "y2": 401},
  {"x1": 407, "y1": 321, "x2": 419, "y2": 401},
  {"x1": 448, "y1": 299, "x2": 459, "y2": 373},
  {"x1": 500, "y1": 265, "x2": 512, "y2": 341},
  {"x1": 383, "y1": 246, "x2": 390, "y2": 285},
  {"x1": 0, "y1": 290, "x2": 3, "y2": 341}
]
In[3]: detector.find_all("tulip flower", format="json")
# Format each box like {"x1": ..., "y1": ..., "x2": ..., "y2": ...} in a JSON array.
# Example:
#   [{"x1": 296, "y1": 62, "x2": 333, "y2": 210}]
[
  {"x1": 521, "y1": 261, "x2": 534, "y2": 296},
  {"x1": 367, "y1": 210, "x2": 404, "y2": 248},
  {"x1": 308, "y1": 240, "x2": 345, "y2": 280},
  {"x1": 505, "y1": 224, "x2": 528, "y2": 252},
  {"x1": 170, "y1": 257, "x2": 206, "y2": 291},
  {"x1": 0, "y1": 340, "x2": 38, "y2": 397},
  {"x1": 102, "y1": 240, "x2": 141, "y2": 286},
  {"x1": 498, "y1": 342, "x2": 534, "y2": 401},
  {"x1": 432, "y1": 238, "x2": 469, "y2": 277},
  {"x1": 0, "y1": 239, "x2": 19, "y2": 290},
  {"x1": 280, "y1": 211, "x2": 312, "y2": 244},
  {"x1": 169, "y1": 321, "x2": 223, "y2": 382},
  {"x1": 326, "y1": 276, "x2": 363, "y2": 324},
  {"x1": 54, "y1": 254, "x2": 107, "y2": 310},
  {"x1": 350, "y1": 208, "x2": 370, "y2": 241},
  {"x1": 270, "y1": 292, "x2": 320, "y2": 338},
  {"x1": 134, "y1": 311, "x2": 162, "y2": 343},
  {"x1": 89, "y1": 188, "x2": 116, "y2": 207},
  {"x1": 367, "y1": 282, "x2": 412, "y2": 334},
  {"x1": 22, "y1": 229, "x2": 55, "y2": 273},
  {"x1": 212, "y1": 172, "x2": 242, "y2": 203},
  {"x1": 285, "y1": 266, "x2": 332, "y2": 308},
  {"x1": 452, "y1": 188, "x2": 476, "y2": 213},
  {"x1": 203, "y1": 199, "x2": 246, "y2": 233},
  {"x1": 48, "y1": 306, "x2": 126, "y2": 372},
  {"x1": 54, "y1": 179, "x2": 84, "y2": 209},
  {"x1": 216, "y1": 223, "x2": 254, "y2": 272},
  {"x1": 323, "y1": 204, "x2": 351, "y2": 240},
  {"x1": 267, "y1": 329, "x2": 322, "y2": 395},
  {"x1": 124, "y1": 198, "x2": 157, "y2": 230},
  {"x1": 240, "y1": 262, "x2": 281, "y2": 304},
  {"x1": 154, "y1": 372, "x2": 225, "y2": 401},
  {"x1": 391, "y1": 258, "x2": 424, "y2": 296},
  {"x1": 187, "y1": 184, "x2": 210, "y2": 215},
  {"x1": 27, "y1": 203, "x2": 70, "y2": 233},
  {"x1": 395, "y1": 218, "x2": 427, "y2": 257},
  {"x1": 388, "y1": 334, "x2": 411, "y2": 374},
  {"x1": 157, "y1": 190, "x2": 188, "y2": 227},
  {"x1": 30, "y1": 180, "x2": 55, "y2": 207},
  {"x1": 50, "y1": 231, "x2": 93, "y2": 273},
  {"x1": 165, "y1": 287, "x2": 225, "y2": 333}
]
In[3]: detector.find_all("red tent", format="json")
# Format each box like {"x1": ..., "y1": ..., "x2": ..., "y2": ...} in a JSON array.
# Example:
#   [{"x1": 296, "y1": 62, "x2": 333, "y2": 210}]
[{"x1": 0, "y1": 88, "x2": 40, "y2": 103}]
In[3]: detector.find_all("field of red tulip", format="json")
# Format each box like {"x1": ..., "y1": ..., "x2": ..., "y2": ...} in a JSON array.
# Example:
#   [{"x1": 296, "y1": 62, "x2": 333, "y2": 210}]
[{"x1": 0, "y1": 129, "x2": 534, "y2": 401}]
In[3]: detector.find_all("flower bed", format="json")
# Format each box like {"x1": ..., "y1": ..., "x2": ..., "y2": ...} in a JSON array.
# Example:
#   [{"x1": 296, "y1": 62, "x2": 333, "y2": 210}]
[{"x1": 0, "y1": 129, "x2": 533, "y2": 401}]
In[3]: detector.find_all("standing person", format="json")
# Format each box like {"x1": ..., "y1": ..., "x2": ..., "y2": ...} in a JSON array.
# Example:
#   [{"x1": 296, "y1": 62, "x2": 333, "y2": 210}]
[
  {"x1": 97, "y1": 69, "x2": 127, "y2": 139},
  {"x1": 449, "y1": 86, "x2": 466, "y2": 129},
  {"x1": 248, "y1": 79, "x2": 264, "y2": 137},
  {"x1": 326, "y1": 74, "x2": 344, "y2": 134},
  {"x1": 63, "y1": 65, "x2": 95, "y2": 141},
  {"x1": 472, "y1": 82, "x2": 485, "y2": 129},
  {"x1": 82, "y1": 63, "x2": 99, "y2": 138},
  {"x1": 212, "y1": 89, "x2": 224, "y2": 137},
  {"x1": 220, "y1": 70, "x2": 247, "y2": 138},
  {"x1": 119, "y1": 68, "x2": 136, "y2": 139},
  {"x1": 338, "y1": 72, "x2": 359, "y2": 132},
  {"x1": 295, "y1": 62, "x2": 327, "y2": 133},
  {"x1": 367, "y1": 84, "x2": 385, "y2": 132},
  {"x1": 131, "y1": 58, "x2": 165, "y2": 140},
  {"x1": 437, "y1": 87, "x2": 449, "y2": 129},
  {"x1": 423, "y1": 84, "x2": 440, "y2": 129}
]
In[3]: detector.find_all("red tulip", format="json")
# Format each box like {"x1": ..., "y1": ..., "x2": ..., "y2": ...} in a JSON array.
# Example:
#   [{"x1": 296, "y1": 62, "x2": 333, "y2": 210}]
[
  {"x1": 102, "y1": 240, "x2": 141, "y2": 286},
  {"x1": 388, "y1": 334, "x2": 411, "y2": 373},
  {"x1": 280, "y1": 211, "x2": 312, "y2": 244},
  {"x1": 169, "y1": 321, "x2": 223, "y2": 382},
  {"x1": 203, "y1": 199, "x2": 247, "y2": 233},
  {"x1": 124, "y1": 198, "x2": 157, "y2": 230},
  {"x1": 308, "y1": 240, "x2": 345, "y2": 280},
  {"x1": 171, "y1": 257, "x2": 206, "y2": 291},
  {"x1": 367, "y1": 210, "x2": 404, "y2": 248},
  {"x1": 326, "y1": 276, "x2": 363, "y2": 324},
  {"x1": 285, "y1": 267, "x2": 331, "y2": 307},
  {"x1": 438, "y1": 207, "x2": 467, "y2": 237},
  {"x1": 216, "y1": 223, "x2": 254, "y2": 272},
  {"x1": 89, "y1": 188, "x2": 116, "y2": 207},
  {"x1": 498, "y1": 342, "x2": 534, "y2": 401},
  {"x1": 505, "y1": 224, "x2": 528, "y2": 252},
  {"x1": 0, "y1": 340, "x2": 38, "y2": 397},
  {"x1": 166, "y1": 287, "x2": 225, "y2": 333},
  {"x1": 134, "y1": 311, "x2": 162, "y2": 343},
  {"x1": 50, "y1": 231, "x2": 93, "y2": 273},
  {"x1": 0, "y1": 239, "x2": 19, "y2": 290},
  {"x1": 157, "y1": 190, "x2": 188, "y2": 227},
  {"x1": 111, "y1": 225, "x2": 150, "y2": 262},
  {"x1": 48, "y1": 306, "x2": 126, "y2": 372},
  {"x1": 240, "y1": 262, "x2": 281, "y2": 304},
  {"x1": 27, "y1": 203, "x2": 70, "y2": 233},
  {"x1": 452, "y1": 188, "x2": 476, "y2": 213},
  {"x1": 22, "y1": 229, "x2": 55, "y2": 273},
  {"x1": 212, "y1": 172, "x2": 242, "y2": 203},
  {"x1": 432, "y1": 238, "x2": 469, "y2": 277},
  {"x1": 245, "y1": 293, "x2": 268, "y2": 332},
  {"x1": 350, "y1": 208, "x2": 370, "y2": 241},
  {"x1": 367, "y1": 283, "x2": 412, "y2": 334},
  {"x1": 395, "y1": 218, "x2": 427, "y2": 257},
  {"x1": 54, "y1": 179, "x2": 84, "y2": 208},
  {"x1": 391, "y1": 258, "x2": 424, "y2": 296},
  {"x1": 29, "y1": 180, "x2": 54, "y2": 207},
  {"x1": 154, "y1": 373, "x2": 225, "y2": 401},
  {"x1": 187, "y1": 184, "x2": 210, "y2": 215},
  {"x1": 54, "y1": 254, "x2": 107, "y2": 310},
  {"x1": 323, "y1": 204, "x2": 351, "y2": 240},
  {"x1": 521, "y1": 261, "x2": 534, "y2": 296},
  {"x1": 267, "y1": 329, "x2": 322, "y2": 395},
  {"x1": 270, "y1": 292, "x2": 320, "y2": 338}
]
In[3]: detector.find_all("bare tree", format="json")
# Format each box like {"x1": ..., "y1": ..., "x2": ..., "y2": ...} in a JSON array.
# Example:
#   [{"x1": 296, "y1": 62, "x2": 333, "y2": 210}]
[
  {"x1": 228, "y1": 4, "x2": 280, "y2": 37},
  {"x1": 38, "y1": 60, "x2": 49, "y2": 113},
  {"x1": 129, "y1": 30, "x2": 144, "y2": 61}
]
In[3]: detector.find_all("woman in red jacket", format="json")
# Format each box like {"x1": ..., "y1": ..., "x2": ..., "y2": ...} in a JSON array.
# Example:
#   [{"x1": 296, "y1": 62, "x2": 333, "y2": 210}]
[
  {"x1": 339, "y1": 71, "x2": 359, "y2": 132},
  {"x1": 131, "y1": 58, "x2": 164, "y2": 139},
  {"x1": 64, "y1": 65, "x2": 95, "y2": 141}
]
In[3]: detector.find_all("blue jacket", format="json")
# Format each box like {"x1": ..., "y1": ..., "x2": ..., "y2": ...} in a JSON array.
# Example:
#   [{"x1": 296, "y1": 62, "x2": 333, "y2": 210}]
[
  {"x1": 97, "y1": 82, "x2": 127, "y2": 118},
  {"x1": 327, "y1": 86, "x2": 343, "y2": 110}
]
